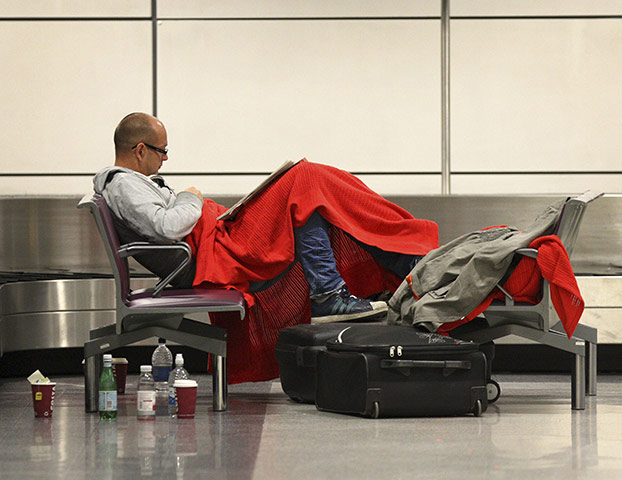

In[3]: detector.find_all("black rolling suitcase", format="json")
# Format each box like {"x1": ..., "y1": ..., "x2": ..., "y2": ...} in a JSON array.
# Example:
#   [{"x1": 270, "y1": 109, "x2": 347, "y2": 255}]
[
  {"x1": 315, "y1": 324, "x2": 488, "y2": 418},
  {"x1": 275, "y1": 323, "x2": 364, "y2": 403}
]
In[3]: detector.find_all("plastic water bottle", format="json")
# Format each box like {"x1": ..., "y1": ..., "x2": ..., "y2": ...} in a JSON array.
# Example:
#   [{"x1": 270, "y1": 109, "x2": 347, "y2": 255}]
[
  {"x1": 152, "y1": 338, "x2": 173, "y2": 393},
  {"x1": 168, "y1": 354, "x2": 190, "y2": 416},
  {"x1": 99, "y1": 354, "x2": 118, "y2": 420},
  {"x1": 137, "y1": 365, "x2": 156, "y2": 421}
]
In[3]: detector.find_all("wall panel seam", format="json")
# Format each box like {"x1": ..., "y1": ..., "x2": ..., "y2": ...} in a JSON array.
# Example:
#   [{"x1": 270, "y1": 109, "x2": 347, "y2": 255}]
[
  {"x1": 453, "y1": 171, "x2": 622, "y2": 175},
  {"x1": 453, "y1": 15, "x2": 622, "y2": 20},
  {"x1": 2, "y1": 15, "x2": 619, "y2": 22},
  {"x1": 0, "y1": 172, "x2": 441, "y2": 177},
  {"x1": 155, "y1": 17, "x2": 439, "y2": 22},
  {"x1": 0, "y1": 17, "x2": 150, "y2": 21},
  {"x1": 5, "y1": 171, "x2": 622, "y2": 177}
]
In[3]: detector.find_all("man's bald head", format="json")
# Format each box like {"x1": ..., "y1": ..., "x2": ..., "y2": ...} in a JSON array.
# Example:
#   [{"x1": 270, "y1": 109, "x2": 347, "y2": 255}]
[
  {"x1": 114, "y1": 112, "x2": 162, "y2": 157},
  {"x1": 113, "y1": 112, "x2": 169, "y2": 175}
]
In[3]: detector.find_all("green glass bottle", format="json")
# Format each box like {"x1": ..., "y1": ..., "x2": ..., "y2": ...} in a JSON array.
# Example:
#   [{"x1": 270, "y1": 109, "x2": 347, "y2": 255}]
[{"x1": 99, "y1": 354, "x2": 118, "y2": 420}]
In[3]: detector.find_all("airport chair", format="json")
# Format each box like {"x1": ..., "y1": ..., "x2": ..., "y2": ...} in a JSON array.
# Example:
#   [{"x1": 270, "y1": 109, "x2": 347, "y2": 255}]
[
  {"x1": 78, "y1": 194, "x2": 246, "y2": 413},
  {"x1": 453, "y1": 191, "x2": 603, "y2": 410}
]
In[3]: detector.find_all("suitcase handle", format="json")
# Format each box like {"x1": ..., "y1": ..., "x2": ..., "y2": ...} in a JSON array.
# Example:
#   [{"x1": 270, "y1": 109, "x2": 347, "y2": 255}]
[{"x1": 380, "y1": 359, "x2": 471, "y2": 370}]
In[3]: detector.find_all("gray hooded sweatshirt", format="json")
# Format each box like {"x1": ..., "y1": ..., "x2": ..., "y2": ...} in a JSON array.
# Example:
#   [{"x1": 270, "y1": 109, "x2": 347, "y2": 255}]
[{"x1": 92, "y1": 166, "x2": 203, "y2": 244}]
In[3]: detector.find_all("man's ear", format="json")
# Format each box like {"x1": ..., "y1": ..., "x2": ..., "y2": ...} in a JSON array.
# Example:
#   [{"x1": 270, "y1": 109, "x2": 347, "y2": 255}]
[
  {"x1": 129, "y1": 143, "x2": 146, "y2": 173},
  {"x1": 133, "y1": 142, "x2": 145, "y2": 159},
  {"x1": 133, "y1": 143, "x2": 148, "y2": 166}
]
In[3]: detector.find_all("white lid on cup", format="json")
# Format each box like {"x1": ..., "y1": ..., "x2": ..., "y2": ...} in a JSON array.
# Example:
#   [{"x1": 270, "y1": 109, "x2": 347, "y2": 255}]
[
  {"x1": 112, "y1": 358, "x2": 128, "y2": 364},
  {"x1": 174, "y1": 379, "x2": 197, "y2": 388}
]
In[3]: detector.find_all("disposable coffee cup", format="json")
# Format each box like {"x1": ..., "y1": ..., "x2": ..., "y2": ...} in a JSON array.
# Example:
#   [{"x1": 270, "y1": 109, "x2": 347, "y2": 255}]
[
  {"x1": 112, "y1": 358, "x2": 128, "y2": 394},
  {"x1": 174, "y1": 380, "x2": 198, "y2": 419},
  {"x1": 31, "y1": 383, "x2": 56, "y2": 418}
]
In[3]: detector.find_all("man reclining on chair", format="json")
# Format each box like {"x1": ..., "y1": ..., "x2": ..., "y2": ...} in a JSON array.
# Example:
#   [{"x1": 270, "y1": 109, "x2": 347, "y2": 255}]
[{"x1": 93, "y1": 112, "x2": 439, "y2": 324}]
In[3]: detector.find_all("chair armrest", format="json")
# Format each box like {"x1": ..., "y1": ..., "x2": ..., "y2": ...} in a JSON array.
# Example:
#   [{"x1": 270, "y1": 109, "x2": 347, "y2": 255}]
[
  {"x1": 118, "y1": 241, "x2": 192, "y2": 298},
  {"x1": 515, "y1": 247, "x2": 538, "y2": 259}
]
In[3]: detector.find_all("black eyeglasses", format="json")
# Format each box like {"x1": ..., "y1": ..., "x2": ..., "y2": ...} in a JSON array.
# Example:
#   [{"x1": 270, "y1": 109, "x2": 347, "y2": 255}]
[{"x1": 132, "y1": 142, "x2": 168, "y2": 156}]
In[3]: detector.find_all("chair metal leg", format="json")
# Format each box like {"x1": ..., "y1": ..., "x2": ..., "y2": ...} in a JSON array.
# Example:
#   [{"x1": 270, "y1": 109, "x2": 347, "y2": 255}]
[
  {"x1": 586, "y1": 341, "x2": 597, "y2": 396},
  {"x1": 212, "y1": 354, "x2": 227, "y2": 412},
  {"x1": 85, "y1": 354, "x2": 101, "y2": 413},
  {"x1": 572, "y1": 353, "x2": 586, "y2": 410}
]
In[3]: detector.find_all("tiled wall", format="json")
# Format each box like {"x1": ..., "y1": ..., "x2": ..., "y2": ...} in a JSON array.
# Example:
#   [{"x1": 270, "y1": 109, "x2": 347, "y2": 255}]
[{"x1": 1, "y1": 1, "x2": 621, "y2": 196}]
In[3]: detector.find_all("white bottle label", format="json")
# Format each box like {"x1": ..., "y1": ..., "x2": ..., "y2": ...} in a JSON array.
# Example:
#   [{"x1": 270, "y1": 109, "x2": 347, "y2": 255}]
[
  {"x1": 137, "y1": 390, "x2": 156, "y2": 415},
  {"x1": 99, "y1": 391, "x2": 117, "y2": 411}
]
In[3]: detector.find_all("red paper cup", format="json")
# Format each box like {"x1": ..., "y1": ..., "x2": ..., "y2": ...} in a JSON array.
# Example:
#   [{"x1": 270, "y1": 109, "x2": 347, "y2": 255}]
[
  {"x1": 31, "y1": 383, "x2": 56, "y2": 418},
  {"x1": 174, "y1": 380, "x2": 198, "y2": 419},
  {"x1": 112, "y1": 358, "x2": 128, "y2": 394}
]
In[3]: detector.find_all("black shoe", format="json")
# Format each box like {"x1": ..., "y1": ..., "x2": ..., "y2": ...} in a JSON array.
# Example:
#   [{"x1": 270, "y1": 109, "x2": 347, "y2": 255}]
[{"x1": 310, "y1": 286, "x2": 388, "y2": 324}]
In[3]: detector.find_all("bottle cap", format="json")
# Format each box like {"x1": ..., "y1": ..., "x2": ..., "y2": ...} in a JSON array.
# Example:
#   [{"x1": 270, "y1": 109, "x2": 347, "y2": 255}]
[
  {"x1": 175, "y1": 353, "x2": 184, "y2": 365},
  {"x1": 140, "y1": 365, "x2": 152, "y2": 372},
  {"x1": 103, "y1": 354, "x2": 112, "y2": 362},
  {"x1": 158, "y1": 338, "x2": 166, "y2": 344}
]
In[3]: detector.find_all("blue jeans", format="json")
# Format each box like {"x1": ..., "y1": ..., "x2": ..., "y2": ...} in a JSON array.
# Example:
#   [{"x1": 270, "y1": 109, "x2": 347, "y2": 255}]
[
  {"x1": 294, "y1": 212, "x2": 344, "y2": 299},
  {"x1": 289, "y1": 211, "x2": 422, "y2": 299}
]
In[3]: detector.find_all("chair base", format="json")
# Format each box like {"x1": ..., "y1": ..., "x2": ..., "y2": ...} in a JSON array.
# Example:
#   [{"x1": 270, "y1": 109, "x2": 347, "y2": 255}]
[{"x1": 84, "y1": 317, "x2": 227, "y2": 413}]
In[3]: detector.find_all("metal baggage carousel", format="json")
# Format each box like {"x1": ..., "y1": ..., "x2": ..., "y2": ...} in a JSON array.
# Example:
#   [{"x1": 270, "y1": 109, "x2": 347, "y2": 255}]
[{"x1": 1, "y1": 194, "x2": 621, "y2": 364}]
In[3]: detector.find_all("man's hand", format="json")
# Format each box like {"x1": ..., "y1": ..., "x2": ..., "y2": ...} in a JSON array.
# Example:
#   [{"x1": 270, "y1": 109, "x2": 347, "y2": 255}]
[{"x1": 184, "y1": 186, "x2": 203, "y2": 199}]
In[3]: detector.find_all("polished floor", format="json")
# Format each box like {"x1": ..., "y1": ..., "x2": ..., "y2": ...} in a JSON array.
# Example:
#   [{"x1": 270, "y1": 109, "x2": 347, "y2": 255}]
[{"x1": 1, "y1": 373, "x2": 621, "y2": 479}]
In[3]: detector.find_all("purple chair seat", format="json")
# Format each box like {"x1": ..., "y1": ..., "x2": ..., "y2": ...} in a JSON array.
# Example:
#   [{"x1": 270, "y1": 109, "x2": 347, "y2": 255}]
[{"x1": 127, "y1": 288, "x2": 245, "y2": 309}]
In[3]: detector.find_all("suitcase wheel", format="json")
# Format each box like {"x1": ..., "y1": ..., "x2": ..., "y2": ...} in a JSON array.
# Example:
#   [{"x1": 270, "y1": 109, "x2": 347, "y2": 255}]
[
  {"x1": 473, "y1": 399, "x2": 483, "y2": 417},
  {"x1": 486, "y1": 380, "x2": 501, "y2": 403}
]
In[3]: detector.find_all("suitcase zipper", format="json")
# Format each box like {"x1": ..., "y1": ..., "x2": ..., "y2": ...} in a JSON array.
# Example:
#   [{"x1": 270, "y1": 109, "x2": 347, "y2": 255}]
[
  {"x1": 329, "y1": 331, "x2": 478, "y2": 354},
  {"x1": 389, "y1": 345, "x2": 404, "y2": 357}
]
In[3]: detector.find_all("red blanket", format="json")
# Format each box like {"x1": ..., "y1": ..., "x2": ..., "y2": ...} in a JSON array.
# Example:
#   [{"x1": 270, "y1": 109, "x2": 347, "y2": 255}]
[
  {"x1": 185, "y1": 160, "x2": 439, "y2": 383},
  {"x1": 439, "y1": 235, "x2": 584, "y2": 338}
]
